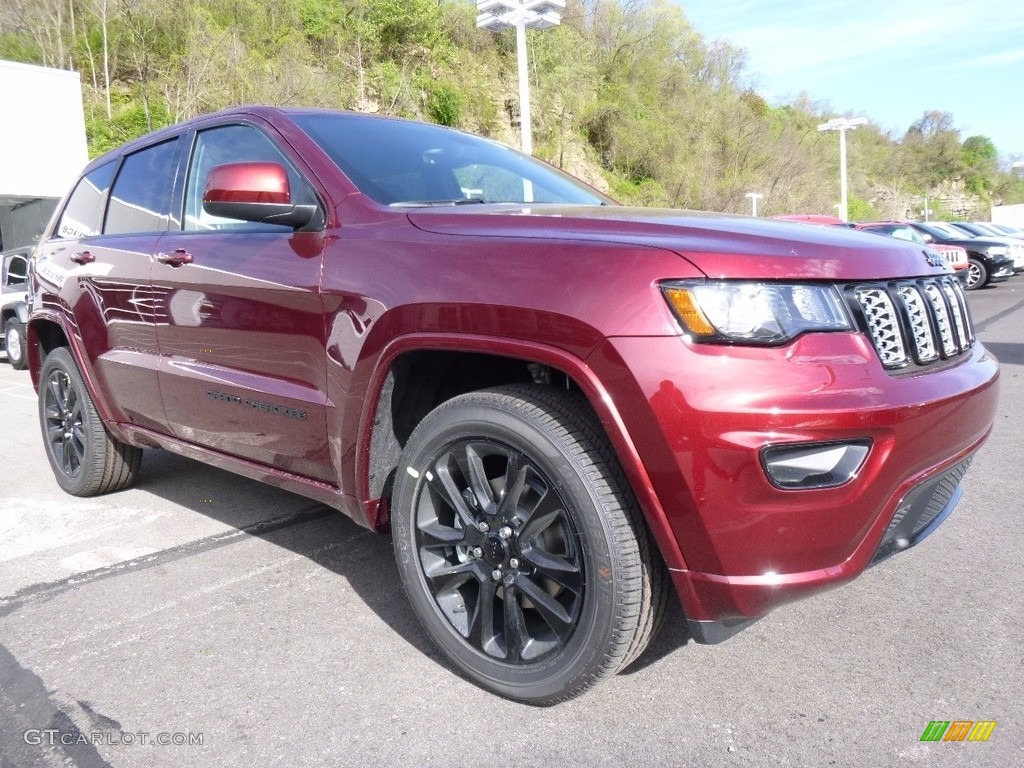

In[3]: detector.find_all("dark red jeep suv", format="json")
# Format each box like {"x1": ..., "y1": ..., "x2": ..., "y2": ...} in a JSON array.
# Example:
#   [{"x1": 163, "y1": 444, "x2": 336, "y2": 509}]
[{"x1": 26, "y1": 107, "x2": 999, "y2": 703}]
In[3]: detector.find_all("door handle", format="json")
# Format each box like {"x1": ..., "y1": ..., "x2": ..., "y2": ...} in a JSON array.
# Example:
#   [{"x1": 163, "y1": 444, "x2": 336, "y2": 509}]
[
  {"x1": 156, "y1": 249, "x2": 193, "y2": 267},
  {"x1": 70, "y1": 251, "x2": 95, "y2": 265}
]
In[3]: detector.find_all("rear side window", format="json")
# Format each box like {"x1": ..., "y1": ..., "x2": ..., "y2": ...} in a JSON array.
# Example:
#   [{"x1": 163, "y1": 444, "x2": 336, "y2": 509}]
[
  {"x1": 55, "y1": 162, "x2": 117, "y2": 239},
  {"x1": 105, "y1": 139, "x2": 179, "y2": 235}
]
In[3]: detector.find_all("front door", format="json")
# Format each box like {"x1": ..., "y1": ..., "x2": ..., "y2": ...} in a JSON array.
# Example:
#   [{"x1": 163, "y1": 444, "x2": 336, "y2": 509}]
[{"x1": 154, "y1": 122, "x2": 333, "y2": 482}]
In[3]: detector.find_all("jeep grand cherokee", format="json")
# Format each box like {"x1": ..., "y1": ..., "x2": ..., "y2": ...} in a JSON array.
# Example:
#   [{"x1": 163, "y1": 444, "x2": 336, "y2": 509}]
[{"x1": 26, "y1": 107, "x2": 999, "y2": 703}]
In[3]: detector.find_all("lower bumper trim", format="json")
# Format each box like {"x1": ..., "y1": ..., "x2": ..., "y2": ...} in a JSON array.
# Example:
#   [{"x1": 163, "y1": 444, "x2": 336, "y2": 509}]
[
  {"x1": 869, "y1": 457, "x2": 972, "y2": 565},
  {"x1": 686, "y1": 616, "x2": 761, "y2": 645}
]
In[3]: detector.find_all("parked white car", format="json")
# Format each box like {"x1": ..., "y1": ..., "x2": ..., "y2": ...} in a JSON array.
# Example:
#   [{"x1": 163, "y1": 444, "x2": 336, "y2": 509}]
[{"x1": 1, "y1": 248, "x2": 30, "y2": 369}]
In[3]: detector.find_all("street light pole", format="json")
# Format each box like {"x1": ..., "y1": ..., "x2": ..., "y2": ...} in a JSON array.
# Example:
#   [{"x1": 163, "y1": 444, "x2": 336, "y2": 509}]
[
  {"x1": 744, "y1": 192, "x2": 763, "y2": 217},
  {"x1": 514, "y1": 17, "x2": 531, "y2": 153},
  {"x1": 818, "y1": 116, "x2": 868, "y2": 223},
  {"x1": 476, "y1": 1, "x2": 565, "y2": 156}
]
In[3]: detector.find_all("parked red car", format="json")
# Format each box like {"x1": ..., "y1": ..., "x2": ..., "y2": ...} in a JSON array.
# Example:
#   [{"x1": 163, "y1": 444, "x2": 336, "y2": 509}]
[
  {"x1": 772, "y1": 213, "x2": 847, "y2": 226},
  {"x1": 26, "y1": 107, "x2": 999, "y2": 702}
]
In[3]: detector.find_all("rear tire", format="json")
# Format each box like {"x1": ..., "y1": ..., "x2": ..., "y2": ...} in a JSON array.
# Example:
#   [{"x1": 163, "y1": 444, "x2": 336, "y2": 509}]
[
  {"x1": 38, "y1": 347, "x2": 142, "y2": 496},
  {"x1": 391, "y1": 384, "x2": 665, "y2": 704},
  {"x1": 4, "y1": 318, "x2": 27, "y2": 370}
]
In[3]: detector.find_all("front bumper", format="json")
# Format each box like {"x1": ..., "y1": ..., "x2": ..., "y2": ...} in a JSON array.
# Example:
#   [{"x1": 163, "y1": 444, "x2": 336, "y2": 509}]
[
  {"x1": 991, "y1": 256, "x2": 1016, "y2": 279},
  {"x1": 589, "y1": 332, "x2": 999, "y2": 639}
]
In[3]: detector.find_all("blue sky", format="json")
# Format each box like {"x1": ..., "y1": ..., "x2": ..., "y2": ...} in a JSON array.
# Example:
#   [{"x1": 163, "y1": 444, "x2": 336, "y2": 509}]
[{"x1": 677, "y1": 0, "x2": 1024, "y2": 163}]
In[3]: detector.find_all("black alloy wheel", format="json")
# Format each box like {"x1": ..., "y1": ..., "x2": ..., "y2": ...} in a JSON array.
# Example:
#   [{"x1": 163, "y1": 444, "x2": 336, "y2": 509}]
[
  {"x1": 412, "y1": 437, "x2": 584, "y2": 663},
  {"x1": 392, "y1": 385, "x2": 668, "y2": 704},
  {"x1": 38, "y1": 347, "x2": 142, "y2": 496}
]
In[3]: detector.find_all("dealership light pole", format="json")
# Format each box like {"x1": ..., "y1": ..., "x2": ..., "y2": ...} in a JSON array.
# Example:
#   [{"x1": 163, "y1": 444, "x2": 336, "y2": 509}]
[
  {"x1": 476, "y1": 0, "x2": 564, "y2": 155},
  {"x1": 818, "y1": 116, "x2": 868, "y2": 223},
  {"x1": 745, "y1": 192, "x2": 763, "y2": 216}
]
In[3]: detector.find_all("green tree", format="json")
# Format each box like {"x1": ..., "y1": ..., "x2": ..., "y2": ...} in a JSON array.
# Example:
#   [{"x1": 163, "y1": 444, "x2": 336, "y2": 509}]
[{"x1": 962, "y1": 135, "x2": 998, "y2": 195}]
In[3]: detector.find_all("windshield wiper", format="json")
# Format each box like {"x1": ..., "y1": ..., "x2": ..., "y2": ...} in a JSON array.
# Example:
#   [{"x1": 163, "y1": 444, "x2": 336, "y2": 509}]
[{"x1": 390, "y1": 198, "x2": 491, "y2": 208}]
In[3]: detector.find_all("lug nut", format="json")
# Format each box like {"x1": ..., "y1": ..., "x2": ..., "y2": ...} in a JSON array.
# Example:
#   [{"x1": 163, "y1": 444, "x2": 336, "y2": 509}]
[
  {"x1": 472, "y1": 547, "x2": 483, "y2": 559},
  {"x1": 509, "y1": 558, "x2": 520, "y2": 569},
  {"x1": 491, "y1": 569, "x2": 502, "y2": 581},
  {"x1": 477, "y1": 521, "x2": 489, "y2": 533},
  {"x1": 498, "y1": 526, "x2": 512, "y2": 540}
]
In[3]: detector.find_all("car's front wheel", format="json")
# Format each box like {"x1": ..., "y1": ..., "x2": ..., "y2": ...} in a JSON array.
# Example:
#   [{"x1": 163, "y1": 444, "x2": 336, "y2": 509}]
[
  {"x1": 38, "y1": 347, "x2": 143, "y2": 496},
  {"x1": 391, "y1": 385, "x2": 667, "y2": 704},
  {"x1": 965, "y1": 258, "x2": 988, "y2": 290},
  {"x1": 4, "y1": 318, "x2": 27, "y2": 370}
]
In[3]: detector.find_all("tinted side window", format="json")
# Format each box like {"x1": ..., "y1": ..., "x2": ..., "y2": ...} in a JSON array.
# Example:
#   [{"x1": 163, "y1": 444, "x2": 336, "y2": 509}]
[
  {"x1": 55, "y1": 162, "x2": 117, "y2": 239},
  {"x1": 105, "y1": 139, "x2": 178, "y2": 235},
  {"x1": 184, "y1": 124, "x2": 316, "y2": 232}
]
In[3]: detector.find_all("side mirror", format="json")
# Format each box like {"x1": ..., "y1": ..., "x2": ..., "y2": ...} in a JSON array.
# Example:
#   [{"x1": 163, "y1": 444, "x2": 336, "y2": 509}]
[
  {"x1": 4, "y1": 255, "x2": 29, "y2": 286},
  {"x1": 919, "y1": 232, "x2": 934, "y2": 244},
  {"x1": 203, "y1": 162, "x2": 319, "y2": 229}
]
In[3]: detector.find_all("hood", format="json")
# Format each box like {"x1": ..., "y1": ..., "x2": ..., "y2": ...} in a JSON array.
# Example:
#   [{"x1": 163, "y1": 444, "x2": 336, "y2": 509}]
[{"x1": 406, "y1": 205, "x2": 951, "y2": 281}]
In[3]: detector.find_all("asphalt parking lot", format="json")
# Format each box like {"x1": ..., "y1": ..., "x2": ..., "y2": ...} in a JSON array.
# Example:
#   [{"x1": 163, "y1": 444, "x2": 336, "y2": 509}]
[{"x1": 1, "y1": 284, "x2": 1022, "y2": 768}]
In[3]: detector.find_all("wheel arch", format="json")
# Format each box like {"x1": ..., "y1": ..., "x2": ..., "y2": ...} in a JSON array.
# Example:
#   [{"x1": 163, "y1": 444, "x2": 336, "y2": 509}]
[
  {"x1": 26, "y1": 313, "x2": 117, "y2": 423},
  {"x1": 357, "y1": 333, "x2": 689, "y2": 574},
  {"x1": 1, "y1": 300, "x2": 29, "y2": 325}
]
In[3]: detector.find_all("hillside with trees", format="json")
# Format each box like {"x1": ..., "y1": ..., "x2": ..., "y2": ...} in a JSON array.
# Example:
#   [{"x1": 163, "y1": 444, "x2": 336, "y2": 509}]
[{"x1": 3, "y1": 0, "x2": 1022, "y2": 218}]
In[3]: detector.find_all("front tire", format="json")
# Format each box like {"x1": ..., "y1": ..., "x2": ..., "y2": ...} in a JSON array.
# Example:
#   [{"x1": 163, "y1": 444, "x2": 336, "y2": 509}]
[
  {"x1": 4, "y1": 318, "x2": 27, "y2": 370},
  {"x1": 38, "y1": 347, "x2": 143, "y2": 496},
  {"x1": 964, "y1": 258, "x2": 988, "y2": 290},
  {"x1": 392, "y1": 385, "x2": 665, "y2": 704}
]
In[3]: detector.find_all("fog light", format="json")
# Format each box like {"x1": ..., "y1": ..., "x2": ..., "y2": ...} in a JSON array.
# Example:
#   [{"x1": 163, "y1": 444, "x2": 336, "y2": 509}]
[{"x1": 761, "y1": 440, "x2": 871, "y2": 490}]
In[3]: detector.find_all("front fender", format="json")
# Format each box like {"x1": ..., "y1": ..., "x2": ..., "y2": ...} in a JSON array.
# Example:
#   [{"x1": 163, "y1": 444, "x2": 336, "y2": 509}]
[{"x1": 355, "y1": 331, "x2": 691, "y2": 575}]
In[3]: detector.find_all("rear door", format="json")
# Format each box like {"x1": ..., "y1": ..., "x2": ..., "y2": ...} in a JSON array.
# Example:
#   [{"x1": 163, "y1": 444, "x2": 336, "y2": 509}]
[
  {"x1": 154, "y1": 121, "x2": 333, "y2": 482},
  {"x1": 38, "y1": 142, "x2": 179, "y2": 432}
]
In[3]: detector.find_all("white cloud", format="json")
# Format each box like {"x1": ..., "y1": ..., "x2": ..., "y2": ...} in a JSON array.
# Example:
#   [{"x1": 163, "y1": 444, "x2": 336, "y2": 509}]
[{"x1": 948, "y1": 48, "x2": 1024, "y2": 70}]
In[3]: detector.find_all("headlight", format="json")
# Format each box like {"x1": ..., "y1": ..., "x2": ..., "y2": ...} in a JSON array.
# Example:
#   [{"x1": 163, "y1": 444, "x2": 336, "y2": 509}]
[
  {"x1": 661, "y1": 281, "x2": 852, "y2": 344},
  {"x1": 988, "y1": 246, "x2": 1009, "y2": 255}
]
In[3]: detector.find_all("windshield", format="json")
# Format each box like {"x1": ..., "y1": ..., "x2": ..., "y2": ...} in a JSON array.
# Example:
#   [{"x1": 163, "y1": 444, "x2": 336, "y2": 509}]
[
  {"x1": 883, "y1": 225, "x2": 925, "y2": 244},
  {"x1": 291, "y1": 113, "x2": 611, "y2": 207},
  {"x1": 993, "y1": 224, "x2": 1022, "y2": 235},
  {"x1": 951, "y1": 222, "x2": 983, "y2": 236},
  {"x1": 928, "y1": 222, "x2": 966, "y2": 238},
  {"x1": 942, "y1": 222, "x2": 977, "y2": 237},
  {"x1": 973, "y1": 223, "x2": 1008, "y2": 236}
]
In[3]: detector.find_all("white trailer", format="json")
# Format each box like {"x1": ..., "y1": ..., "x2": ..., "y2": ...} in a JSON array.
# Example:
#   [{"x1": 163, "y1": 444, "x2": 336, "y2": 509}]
[
  {"x1": 991, "y1": 203, "x2": 1024, "y2": 227},
  {"x1": 0, "y1": 59, "x2": 89, "y2": 252}
]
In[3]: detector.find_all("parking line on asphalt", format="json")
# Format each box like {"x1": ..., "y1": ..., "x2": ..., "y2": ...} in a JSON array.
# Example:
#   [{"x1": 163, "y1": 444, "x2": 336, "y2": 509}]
[{"x1": 0, "y1": 381, "x2": 35, "y2": 401}]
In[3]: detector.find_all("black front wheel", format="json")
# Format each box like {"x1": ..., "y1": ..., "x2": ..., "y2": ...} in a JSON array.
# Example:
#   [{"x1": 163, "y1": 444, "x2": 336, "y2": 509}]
[
  {"x1": 38, "y1": 347, "x2": 143, "y2": 496},
  {"x1": 392, "y1": 385, "x2": 667, "y2": 704}
]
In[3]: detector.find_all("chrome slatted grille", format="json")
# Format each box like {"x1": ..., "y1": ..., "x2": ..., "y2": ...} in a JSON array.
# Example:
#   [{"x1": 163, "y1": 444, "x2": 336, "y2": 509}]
[
  {"x1": 943, "y1": 280, "x2": 974, "y2": 348},
  {"x1": 855, "y1": 287, "x2": 907, "y2": 367},
  {"x1": 896, "y1": 285, "x2": 937, "y2": 362},
  {"x1": 923, "y1": 283, "x2": 957, "y2": 356},
  {"x1": 850, "y1": 276, "x2": 974, "y2": 372}
]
